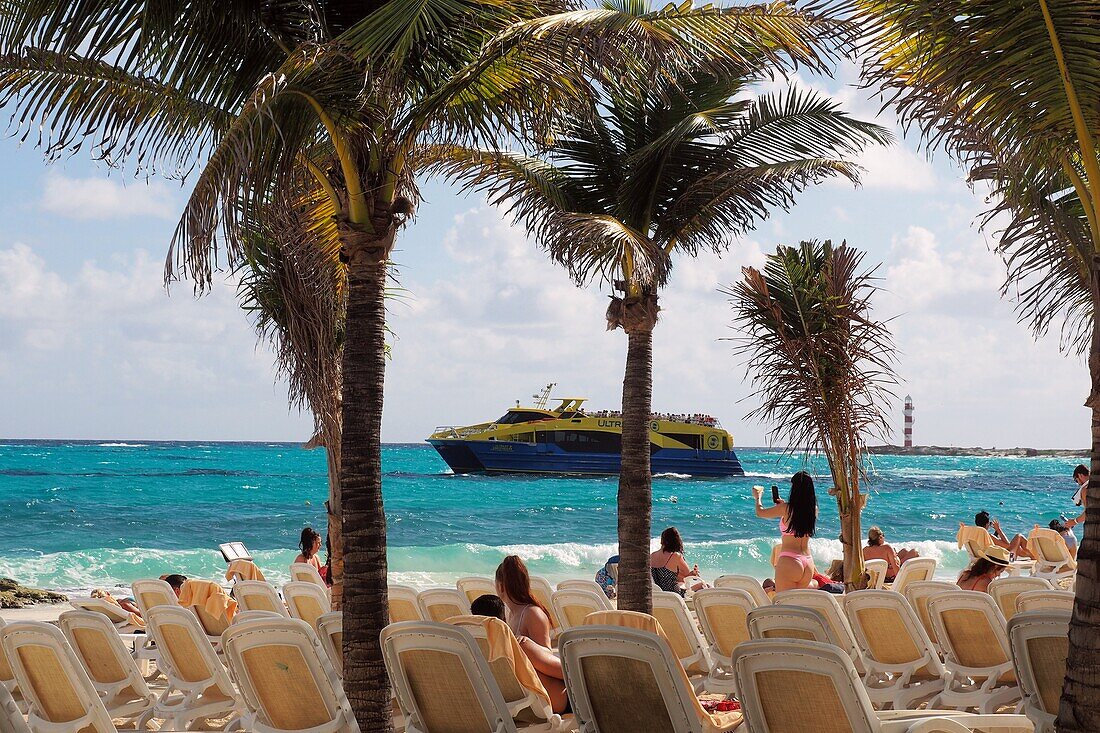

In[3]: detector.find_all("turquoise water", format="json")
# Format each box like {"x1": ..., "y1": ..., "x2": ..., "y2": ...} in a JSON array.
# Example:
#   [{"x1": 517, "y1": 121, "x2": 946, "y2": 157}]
[{"x1": 0, "y1": 440, "x2": 1087, "y2": 592}]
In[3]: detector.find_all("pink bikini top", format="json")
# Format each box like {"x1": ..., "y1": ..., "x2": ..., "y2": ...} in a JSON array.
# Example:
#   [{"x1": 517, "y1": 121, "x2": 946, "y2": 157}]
[{"x1": 780, "y1": 514, "x2": 796, "y2": 536}]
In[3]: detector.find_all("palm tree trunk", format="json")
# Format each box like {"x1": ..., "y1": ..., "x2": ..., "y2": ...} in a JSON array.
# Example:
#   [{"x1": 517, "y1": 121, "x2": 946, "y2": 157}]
[
  {"x1": 617, "y1": 325, "x2": 654, "y2": 614},
  {"x1": 1058, "y1": 275, "x2": 1100, "y2": 732},
  {"x1": 340, "y1": 225, "x2": 394, "y2": 733},
  {"x1": 326, "y1": 440, "x2": 344, "y2": 610}
]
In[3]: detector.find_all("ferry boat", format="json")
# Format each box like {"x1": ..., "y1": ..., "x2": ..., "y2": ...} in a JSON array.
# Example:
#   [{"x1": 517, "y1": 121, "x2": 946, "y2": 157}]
[{"x1": 427, "y1": 384, "x2": 744, "y2": 477}]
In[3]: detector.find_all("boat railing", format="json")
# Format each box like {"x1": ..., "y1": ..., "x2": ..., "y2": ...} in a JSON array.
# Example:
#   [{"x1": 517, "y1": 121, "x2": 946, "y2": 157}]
[{"x1": 431, "y1": 425, "x2": 488, "y2": 438}]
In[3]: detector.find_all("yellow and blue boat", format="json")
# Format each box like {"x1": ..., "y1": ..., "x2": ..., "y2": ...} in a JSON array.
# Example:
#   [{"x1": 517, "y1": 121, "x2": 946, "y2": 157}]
[{"x1": 427, "y1": 384, "x2": 744, "y2": 477}]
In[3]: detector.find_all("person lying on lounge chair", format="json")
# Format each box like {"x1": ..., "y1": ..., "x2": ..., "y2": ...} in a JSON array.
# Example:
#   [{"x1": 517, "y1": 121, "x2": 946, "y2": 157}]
[
  {"x1": 91, "y1": 588, "x2": 142, "y2": 618},
  {"x1": 975, "y1": 511, "x2": 1035, "y2": 560}
]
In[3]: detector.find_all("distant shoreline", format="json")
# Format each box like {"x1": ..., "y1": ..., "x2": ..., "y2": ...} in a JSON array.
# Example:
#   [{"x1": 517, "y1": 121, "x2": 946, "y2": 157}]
[{"x1": 868, "y1": 444, "x2": 1087, "y2": 458}]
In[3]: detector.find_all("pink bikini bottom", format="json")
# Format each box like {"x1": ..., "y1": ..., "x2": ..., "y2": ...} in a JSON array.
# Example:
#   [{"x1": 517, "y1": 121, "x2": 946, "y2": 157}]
[{"x1": 777, "y1": 551, "x2": 813, "y2": 571}]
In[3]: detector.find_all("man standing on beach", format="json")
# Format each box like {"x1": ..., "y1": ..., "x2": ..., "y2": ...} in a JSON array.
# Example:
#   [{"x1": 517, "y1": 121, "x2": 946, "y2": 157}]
[{"x1": 1066, "y1": 464, "x2": 1089, "y2": 538}]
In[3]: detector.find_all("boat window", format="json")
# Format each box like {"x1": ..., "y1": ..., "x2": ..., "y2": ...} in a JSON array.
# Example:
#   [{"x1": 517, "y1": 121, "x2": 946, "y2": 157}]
[
  {"x1": 664, "y1": 433, "x2": 703, "y2": 450},
  {"x1": 497, "y1": 410, "x2": 550, "y2": 424}
]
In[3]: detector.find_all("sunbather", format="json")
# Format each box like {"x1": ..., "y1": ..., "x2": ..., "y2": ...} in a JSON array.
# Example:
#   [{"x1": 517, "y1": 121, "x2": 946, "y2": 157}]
[
  {"x1": 649, "y1": 527, "x2": 707, "y2": 595},
  {"x1": 956, "y1": 546, "x2": 1010, "y2": 592},
  {"x1": 491, "y1": 560, "x2": 570, "y2": 713},
  {"x1": 91, "y1": 588, "x2": 142, "y2": 618},
  {"x1": 295, "y1": 526, "x2": 329, "y2": 583},
  {"x1": 754, "y1": 472, "x2": 819, "y2": 592},
  {"x1": 1049, "y1": 518, "x2": 1078, "y2": 558},
  {"x1": 863, "y1": 526, "x2": 920, "y2": 582},
  {"x1": 975, "y1": 510, "x2": 1035, "y2": 560},
  {"x1": 161, "y1": 574, "x2": 188, "y2": 597}
]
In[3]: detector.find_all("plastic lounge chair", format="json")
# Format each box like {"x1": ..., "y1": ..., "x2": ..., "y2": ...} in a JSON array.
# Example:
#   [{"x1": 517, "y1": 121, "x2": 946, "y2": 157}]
[
  {"x1": 178, "y1": 579, "x2": 236, "y2": 646},
  {"x1": 1008, "y1": 610, "x2": 1070, "y2": 733},
  {"x1": 1015, "y1": 590, "x2": 1074, "y2": 614},
  {"x1": 0, "y1": 679, "x2": 29, "y2": 733},
  {"x1": 690, "y1": 588, "x2": 755, "y2": 696},
  {"x1": 282, "y1": 581, "x2": 331, "y2": 633},
  {"x1": 223, "y1": 616, "x2": 358, "y2": 733},
  {"x1": 448, "y1": 615, "x2": 568, "y2": 731},
  {"x1": 650, "y1": 591, "x2": 714, "y2": 688},
  {"x1": 131, "y1": 579, "x2": 179, "y2": 617},
  {"x1": 0, "y1": 621, "x2": 121, "y2": 733},
  {"x1": 316, "y1": 611, "x2": 343, "y2": 678},
  {"x1": 0, "y1": 618, "x2": 24, "y2": 714},
  {"x1": 1026, "y1": 527, "x2": 1076, "y2": 585},
  {"x1": 550, "y1": 589, "x2": 612, "y2": 631},
  {"x1": 927, "y1": 590, "x2": 1021, "y2": 713},
  {"x1": 416, "y1": 587, "x2": 471, "y2": 624},
  {"x1": 865, "y1": 560, "x2": 889, "y2": 590},
  {"x1": 957, "y1": 524, "x2": 1034, "y2": 576},
  {"x1": 988, "y1": 577, "x2": 1052, "y2": 621},
  {"x1": 144, "y1": 605, "x2": 243, "y2": 729},
  {"x1": 889, "y1": 558, "x2": 938, "y2": 596},
  {"x1": 57, "y1": 610, "x2": 155, "y2": 727},
  {"x1": 554, "y1": 579, "x2": 606, "y2": 598},
  {"x1": 381, "y1": 620, "x2": 520, "y2": 733},
  {"x1": 528, "y1": 577, "x2": 562, "y2": 636},
  {"x1": 234, "y1": 581, "x2": 290, "y2": 618},
  {"x1": 558, "y1": 624, "x2": 743, "y2": 733},
  {"x1": 457, "y1": 577, "x2": 498, "y2": 606},
  {"x1": 732, "y1": 638, "x2": 1033, "y2": 733},
  {"x1": 233, "y1": 611, "x2": 285, "y2": 625},
  {"x1": 289, "y1": 562, "x2": 331, "y2": 600},
  {"x1": 388, "y1": 584, "x2": 423, "y2": 623},
  {"x1": 747, "y1": 605, "x2": 836, "y2": 645},
  {"x1": 712, "y1": 575, "x2": 770, "y2": 607},
  {"x1": 773, "y1": 589, "x2": 866, "y2": 673},
  {"x1": 66, "y1": 600, "x2": 134, "y2": 630},
  {"x1": 902, "y1": 582, "x2": 959, "y2": 655},
  {"x1": 845, "y1": 590, "x2": 946, "y2": 710}
]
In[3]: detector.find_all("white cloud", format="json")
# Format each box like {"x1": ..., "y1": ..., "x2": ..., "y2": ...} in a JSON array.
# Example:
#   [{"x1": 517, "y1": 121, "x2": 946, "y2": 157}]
[
  {"x1": 854, "y1": 145, "x2": 938, "y2": 193},
  {"x1": 40, "y1": 174, "x2": 178, "y2": 220}
]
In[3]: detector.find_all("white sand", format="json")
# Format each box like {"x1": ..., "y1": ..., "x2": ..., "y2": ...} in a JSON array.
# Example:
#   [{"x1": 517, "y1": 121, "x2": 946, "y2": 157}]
[{"x1": 0, "y1": 599, "x2": 83, "y2": 623}]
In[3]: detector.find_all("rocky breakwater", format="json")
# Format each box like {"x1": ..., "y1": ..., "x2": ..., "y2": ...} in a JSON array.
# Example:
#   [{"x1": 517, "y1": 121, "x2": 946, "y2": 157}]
[
  {"x1": 868, "y1": 445, "x2": 1087, "y2": 458},
  {"x1": 0, "y1": 577, "x2": 67, "y2": 608}
]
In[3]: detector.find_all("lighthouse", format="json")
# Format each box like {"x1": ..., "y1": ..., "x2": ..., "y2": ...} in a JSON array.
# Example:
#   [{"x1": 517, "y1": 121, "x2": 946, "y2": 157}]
[{"x1": 904, "y1": 395, "x2": 914, "y2": 449}]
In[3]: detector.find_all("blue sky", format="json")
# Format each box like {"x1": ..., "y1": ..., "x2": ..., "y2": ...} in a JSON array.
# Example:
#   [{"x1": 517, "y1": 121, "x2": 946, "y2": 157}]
[{"x1": 0, "y1": 61, "x2": 1089, "y2": 448}]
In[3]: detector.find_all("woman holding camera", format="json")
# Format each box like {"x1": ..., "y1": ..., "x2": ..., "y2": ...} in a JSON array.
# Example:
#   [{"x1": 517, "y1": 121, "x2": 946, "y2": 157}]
[{"x1": 754, "y1": 471, "x2": 818, "y2": 591}]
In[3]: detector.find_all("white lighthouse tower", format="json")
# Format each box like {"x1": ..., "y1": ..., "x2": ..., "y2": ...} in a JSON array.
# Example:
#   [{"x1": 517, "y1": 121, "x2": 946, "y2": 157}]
[{"x1": 904, "y1": 395, "x2": 914, "y2": 449}]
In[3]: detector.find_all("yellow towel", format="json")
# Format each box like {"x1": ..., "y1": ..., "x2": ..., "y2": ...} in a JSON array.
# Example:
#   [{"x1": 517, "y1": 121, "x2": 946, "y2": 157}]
[
  {"x1": 957, "y1": 523, "x2": 994, "y2": 550},
  {"x1": 225, "y1": 559, "x2": 265, "y2": 582},
  {"x1": 178, "y1": 579, "x2": 237, "y2": 622},
  {"x1": 583, "y1": 610, "x2": 742, "y2": 732},
  {"x1": 448, "y1": 615, "x2": 553, "y2": 712}
]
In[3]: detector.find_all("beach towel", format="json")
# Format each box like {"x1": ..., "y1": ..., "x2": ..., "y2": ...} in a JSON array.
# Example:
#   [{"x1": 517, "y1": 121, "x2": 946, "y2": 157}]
[
  {"x1": 957, "y1": 523, "x2": 994, "y2": 551},
  {"x1": 225, "y1": 559, "x2": 265, "y2": 582},
  {"x1": 178, "y1": 579, "x2": 237, "y2": 622},
  {"x1": 448, "y1": 614, "x2": 553, "y2": 711}
]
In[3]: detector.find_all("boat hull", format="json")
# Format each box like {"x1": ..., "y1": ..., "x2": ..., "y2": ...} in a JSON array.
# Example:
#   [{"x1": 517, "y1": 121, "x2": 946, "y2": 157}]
[{"x1": 428, "y1": 439, "x2": 744, "y2": 477}]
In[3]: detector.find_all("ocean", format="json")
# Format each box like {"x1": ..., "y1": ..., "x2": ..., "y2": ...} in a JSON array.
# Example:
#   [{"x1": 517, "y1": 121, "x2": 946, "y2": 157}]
[{"x1": 0, "y1": 440, "x2": 1086, "y2": 595}]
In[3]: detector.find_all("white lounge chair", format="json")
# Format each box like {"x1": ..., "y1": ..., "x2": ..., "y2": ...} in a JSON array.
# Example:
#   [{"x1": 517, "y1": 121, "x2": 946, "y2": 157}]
[
  {"x1": 66, "y1": 599, "x2": 135, "y2": 630},
  {"x1": 889, "y1": 558, "x2": 938, "y2": 596},
  {"x1": 416, "y1": 587, "x2": 471, "y2": 623},
  {"x1": 650, "y1": 591, "x2": 713, "y2": 687},
  {"x1": 131, "y1": 578, "x2": 179, "y2": 616},
  {"x1": 957, "y1": 523, "x2": 1034, "y2": 576},
  {"x1": 223, "y1": 615, "x2": 358, "y2": 733},
  {"x1": 691, "y1": 588, "x2": 756, "y2": 695},
  {"x1": 845, "y1": 590, "x2": 946, "y2": 710},
  {"x1": 178, "y1": 579, "x2": 236, "y2": 646},
  {"x1": 529, "y1": 576, "x2": 562, "y2": 637},
  {"x1": 144, "y1": 605, "x2": 243, "y2": 729},
  {"x1": 57, "y1": 610, "x2": 155, "y2": 727},
  {"x1": 456, "y1": 577, "x2": 498, "y2": 606},
  {"x1": 712, "y1": 574, "x2": 770, "y2": 607},
  {"x1": 555, "y1": 579, "x2": 606, "y2": 598},
  {"x1": 1008, "y1": 610, "x2": 1070, "y2": 733},
  {"x1": 927, "y1": 590, "x2": 1021, "y2": 713},
  {"x1": 902, "y1": 581, "x2": 959, "y2": 656},
  {"x1": 989, "y1": 576, "x2": 1053, "y2": 621},
  {"x1": 733, "y1": 638, "x2": 1033, "y2": 733},
  {"x1": 289, "y1": 562, "x2": 331, "y2": 601},
  {"x1": 0, "y1": 621, "x2": 120, "y2": 733},
  {"x1": 747, "y1": 604, "x2": 837, "y2": 645},
  {"x1": 558, "y1": 624, "x2": 743, "y2": 732},
  {"x1": 381, "y1": 620, "x2": 520, "y2": 733},
  {"x1": 316, "y1": 611, "x2": 344, "y2": 678},
  {"x1": 1027, "y1": 527, "x2": 1076, "y2": 585},
  {"x1": 0, "y1": 680, "x2": 29, "y2": 733},
  {"x1": 283, "y1": 580, "x2": 331, "y2": 632},
  {"x1": 0, "y1": 618, "x2": 24, "y2": 713},
  {"x1": 388, "y1": 584, "x2": 423, "y2": 623},
  {"x1": 773, "y1": 588, "x2": 866, "y2": 673},
  {"x1": 234, "y1": 580, "x2": 290, "y2": 617},
  {"x1": 550, "y1": 589, "x2": 611, "y2": 631},
  {"x1": 865, "y1": 559, "x2": 889, "y2": 590},
  {"x1": 1016, "y1": 590, "x2": 1074, "y2": 614}
]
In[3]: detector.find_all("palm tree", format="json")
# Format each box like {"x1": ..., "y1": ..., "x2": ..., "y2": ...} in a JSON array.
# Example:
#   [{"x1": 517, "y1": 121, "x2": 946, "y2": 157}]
[
  {"x1": 846, "y1": 1, "x2": 1100, "y2": 727},
  {"x1": 428, "y1": 4, "x2": 890, "y2": 611},
  {"x1": 725, "y1": 240, "x2": 897, "y2": 589}
]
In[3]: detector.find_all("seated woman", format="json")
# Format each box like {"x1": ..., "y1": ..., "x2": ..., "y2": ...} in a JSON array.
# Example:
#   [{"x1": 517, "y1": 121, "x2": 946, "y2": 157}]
[
  {"x1": 1049, "y1": 518, "x2": 1078, "y2": 558},
  {"x1": 294, "y1": 526, "x2": 329, "y2": 584},
  {"x1": 956, "y1": 546, "x2": 1011, "y2": 592},
  {"x1": 754, "y1": 472, "x2": 818, "y2": 592},
  {"x1": 494, "y1": 556, "x2": 568, "y2": 713},
  {"x1": 863, "y1": 526, "x2": 920, "y2": 582},
  {"x1": 649, "y1": 527, "x2": 707, "y2": 596}
]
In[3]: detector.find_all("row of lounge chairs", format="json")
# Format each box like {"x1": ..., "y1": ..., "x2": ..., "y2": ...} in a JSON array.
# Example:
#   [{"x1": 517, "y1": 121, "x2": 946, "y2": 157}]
[{"x1": 957, "y1": 525, "x2": 1077, "y2": 586}]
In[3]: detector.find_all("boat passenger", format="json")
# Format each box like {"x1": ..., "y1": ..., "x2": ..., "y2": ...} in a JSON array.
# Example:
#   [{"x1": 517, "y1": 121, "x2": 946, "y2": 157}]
[
  {"x1": 862, "y1": 526, "x2": 920, "y2": 582},
  {"x1": 650, "y1": 527, "x2": 708, "y2": 595},
  {"x1": 956, "y1": 546, "x2": 1010, "y2": 592},
  {"x1": 754, "y1": 472, "x2": 819, "y2": 592},
  {"x1": 295, "y1": 526, "x2": 329, "y2": 583},
  {"x1": 493, "y1": 558, "x2": 568, "y2": 713}
]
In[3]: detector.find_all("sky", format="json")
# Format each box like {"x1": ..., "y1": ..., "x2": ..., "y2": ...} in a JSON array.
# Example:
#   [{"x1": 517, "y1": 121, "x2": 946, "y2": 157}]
[{"x1": 0, "y1": 61, "x2": 1089, "y2": 448}]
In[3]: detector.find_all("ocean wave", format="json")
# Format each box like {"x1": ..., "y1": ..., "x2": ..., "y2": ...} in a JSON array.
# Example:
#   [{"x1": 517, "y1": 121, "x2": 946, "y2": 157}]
[
  {"x1": 97, "y1": 442, "x2": 148, "y2": 448},
  {"x1": 653, "y1": 472, "x2": 692, "y2": 480}
]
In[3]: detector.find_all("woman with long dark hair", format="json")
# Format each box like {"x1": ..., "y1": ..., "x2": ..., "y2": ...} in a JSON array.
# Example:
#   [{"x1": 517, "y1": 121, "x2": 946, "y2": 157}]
[
  {"x1": 494, "y1": 555, "x2": 567, "y2": 712},
  {"x1": 956, "y1": 547, "x2": 1010, "y2": 592},
  {"x1": 649, "y1": 527, "x2": 707, "y2": 595},
  {"x1": 753, "y1": 472, "x2": 818, "y2": 591},
  {"x1": 294, "y1": 526, "x2": 329, "y2": 584}
]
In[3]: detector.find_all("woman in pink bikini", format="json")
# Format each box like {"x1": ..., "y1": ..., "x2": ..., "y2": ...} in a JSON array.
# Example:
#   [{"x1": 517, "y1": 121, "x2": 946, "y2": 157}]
[{"x1": 753, "y1": 471, "x2": 818, "y2": 591}]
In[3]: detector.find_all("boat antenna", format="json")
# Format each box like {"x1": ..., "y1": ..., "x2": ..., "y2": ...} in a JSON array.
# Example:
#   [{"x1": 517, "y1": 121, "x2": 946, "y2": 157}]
[{"x1": 533, "y1": 382, "x2": 556, "y2": 409}]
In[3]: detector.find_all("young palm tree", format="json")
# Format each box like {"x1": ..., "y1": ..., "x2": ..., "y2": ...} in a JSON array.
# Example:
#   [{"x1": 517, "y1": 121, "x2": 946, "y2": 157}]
[
  {"x1": 725, "y1": 241, "x2": 897, "y2": 590},
  {"x1": 429, "y1": 12, "x2": 891, "y2": 611},
  {"x1": 847, "y1": 1, "x2": 1100, "y2": 727}
]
